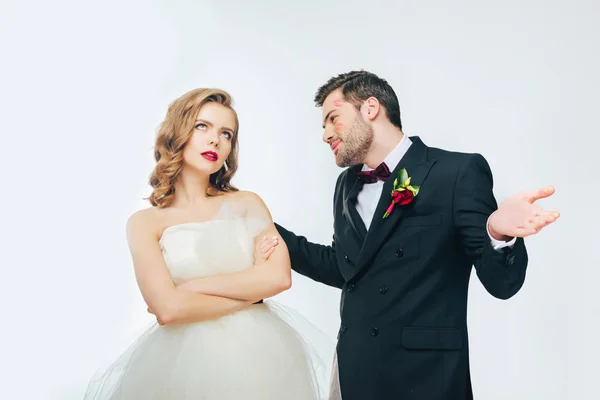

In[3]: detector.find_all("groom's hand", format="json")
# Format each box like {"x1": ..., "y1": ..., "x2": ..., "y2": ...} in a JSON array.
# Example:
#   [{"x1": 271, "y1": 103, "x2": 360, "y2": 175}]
[{"x1": 488, "y1": 186, "x2": 560, "y2": 240}]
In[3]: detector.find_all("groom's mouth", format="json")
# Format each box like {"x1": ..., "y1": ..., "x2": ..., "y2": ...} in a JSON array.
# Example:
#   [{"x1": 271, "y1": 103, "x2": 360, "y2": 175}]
[{"x1": 331, "y1": 140, "x2": 341, "y2": 153}]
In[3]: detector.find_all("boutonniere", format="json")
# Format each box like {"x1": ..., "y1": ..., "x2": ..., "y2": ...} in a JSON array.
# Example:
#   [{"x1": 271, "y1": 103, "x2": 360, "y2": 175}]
[{"x1": 383, "y1": 168, "x2": 420, "y2": 218}]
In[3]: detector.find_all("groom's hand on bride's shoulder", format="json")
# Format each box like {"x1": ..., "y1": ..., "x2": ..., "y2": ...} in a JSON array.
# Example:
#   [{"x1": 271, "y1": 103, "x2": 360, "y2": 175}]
[{"x1": 488, "y1": 186, "x2": 560, "y2": 239}]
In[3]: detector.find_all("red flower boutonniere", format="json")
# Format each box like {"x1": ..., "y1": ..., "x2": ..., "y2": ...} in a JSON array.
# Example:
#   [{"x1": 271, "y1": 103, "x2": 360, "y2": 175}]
[{"x1": 383, "y1": 168, "x2": 420, "y2": 218}]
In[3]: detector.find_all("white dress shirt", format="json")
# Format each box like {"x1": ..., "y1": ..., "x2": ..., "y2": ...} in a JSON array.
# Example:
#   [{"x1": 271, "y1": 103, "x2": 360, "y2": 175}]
[{"x1": 355, "y1": 135, "x2": 516, "y2": 250}]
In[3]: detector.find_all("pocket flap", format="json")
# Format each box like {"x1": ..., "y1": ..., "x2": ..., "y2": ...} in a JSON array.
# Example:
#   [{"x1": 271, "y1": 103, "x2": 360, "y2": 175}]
[{"x1": 401, "y1": 327, "x2": 463, "y2": 350}]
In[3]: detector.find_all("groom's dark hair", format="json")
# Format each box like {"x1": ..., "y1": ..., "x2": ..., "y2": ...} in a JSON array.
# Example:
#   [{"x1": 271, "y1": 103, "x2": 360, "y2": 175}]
[{"x1": 314, "y1": 70, "x2": 402, "y2": 130}]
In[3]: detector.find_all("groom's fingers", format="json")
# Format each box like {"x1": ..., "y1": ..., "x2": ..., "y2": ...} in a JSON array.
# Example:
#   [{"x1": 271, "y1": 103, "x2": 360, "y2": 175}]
[
  {"x1": 514, "y1": 225, "x2": 537, "y2": 236},
  {"x1": 534, "y1": 209, "x2": 560, "y2": 217},
  {"x1": 524, "y1": 186, "x2": 555, "y2": 202},
  {"x1": 532, "y1": 209, "x2": 560, "y2": 220},
  {"x1": 521, "y1": 214, "x2": 558, "y2": 236},
  {"x1": 528, "y1": 214, "x2": 558, "y2": 226}
]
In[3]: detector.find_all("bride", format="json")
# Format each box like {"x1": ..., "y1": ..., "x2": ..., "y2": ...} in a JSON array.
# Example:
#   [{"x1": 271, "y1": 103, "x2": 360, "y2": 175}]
[{"x1": 84, "y1": 88, "x2": 332, "y2": 399}]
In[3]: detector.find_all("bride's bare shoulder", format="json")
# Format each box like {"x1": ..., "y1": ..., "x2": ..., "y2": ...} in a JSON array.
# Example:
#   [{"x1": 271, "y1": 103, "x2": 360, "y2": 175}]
[
  {"x1": 126, "y1": 207, "x2": 166, "y2": 241},
  {"x1": 227, "y1": 190, "x2": 267, "y2": 207},
  {"x1": 226, "y1": 190, "x2": 272, "y2": 219}
]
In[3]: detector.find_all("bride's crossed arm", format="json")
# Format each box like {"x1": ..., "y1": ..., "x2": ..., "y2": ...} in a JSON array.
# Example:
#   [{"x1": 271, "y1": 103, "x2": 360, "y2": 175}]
[
  {"x1": 126, "y1": 210, "x2": 253, "y2": 326},
  {"x1": 177, "y1": 191, "x2": 292, "y2": 303}
]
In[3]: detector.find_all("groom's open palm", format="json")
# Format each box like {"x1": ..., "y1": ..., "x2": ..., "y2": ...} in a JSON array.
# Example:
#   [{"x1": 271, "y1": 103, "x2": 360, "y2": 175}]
[{"x1": 489, "y1": 186, "x2": 560, "y2": 239}]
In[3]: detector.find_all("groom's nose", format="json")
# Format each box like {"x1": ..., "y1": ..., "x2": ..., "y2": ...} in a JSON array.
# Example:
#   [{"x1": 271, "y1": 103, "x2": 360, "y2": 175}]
[{"x1": 322, "y1": 126, "x2": 334, "y2": 143}]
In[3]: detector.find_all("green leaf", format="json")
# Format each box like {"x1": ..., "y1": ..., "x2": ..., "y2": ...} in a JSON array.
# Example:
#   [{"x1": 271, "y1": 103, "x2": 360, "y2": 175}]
[
  {"x1": 393, "y1": 177, "x2": 398, "y2": 188},
  {"x1": 403, "y1": 176, "x2": 411, "y2": 186},
  {"x1": 412, "y1": 185, "x2": 420, "y2": 196},
  {"x1": 398, "y1": 168, "x2": 408, "y2": 185}
]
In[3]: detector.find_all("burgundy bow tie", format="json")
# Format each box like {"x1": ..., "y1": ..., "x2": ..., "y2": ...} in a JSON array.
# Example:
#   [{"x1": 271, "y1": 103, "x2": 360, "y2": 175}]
[{"x1": 354, "y1": 162, "x2": 391, "y2": 183}]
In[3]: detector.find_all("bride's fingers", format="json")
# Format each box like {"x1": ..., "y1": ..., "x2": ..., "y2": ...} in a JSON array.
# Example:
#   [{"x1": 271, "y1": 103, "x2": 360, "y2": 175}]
[
  {"x1": 256, "y1": 236, "x2": 270, "y2": 251},
  {"x1": 257, "y1": 236, "x2": 278, "y2": 257},
  {"x1": 264, "y1": 246, "x2": 276, "y2": 258},
  {"x1": 263, "y1": 236, "x2": 278, "y2": 249},
  {"x1": 264, "y1": 239, "x2": 279, "y2": 255}
]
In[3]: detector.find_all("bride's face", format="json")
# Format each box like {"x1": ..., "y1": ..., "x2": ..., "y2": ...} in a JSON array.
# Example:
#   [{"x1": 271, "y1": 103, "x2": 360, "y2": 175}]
[{"x1": 182, "y1": 102, "x2": 237, "y2": 175}]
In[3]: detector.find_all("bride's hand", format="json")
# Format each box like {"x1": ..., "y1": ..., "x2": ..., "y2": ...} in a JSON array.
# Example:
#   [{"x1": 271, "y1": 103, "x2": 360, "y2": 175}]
[
  {"x1": 252, "y1": 236, "x2": 279, "y2": 305},
  {"x1": 255, "y1": 235, "x2": 279, "y2": 265}
]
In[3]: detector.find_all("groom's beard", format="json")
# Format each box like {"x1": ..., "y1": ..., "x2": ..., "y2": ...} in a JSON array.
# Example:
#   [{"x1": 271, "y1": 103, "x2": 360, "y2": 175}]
[{"x1": 336, "y1": 115, "x2": 373, "y2": 167}]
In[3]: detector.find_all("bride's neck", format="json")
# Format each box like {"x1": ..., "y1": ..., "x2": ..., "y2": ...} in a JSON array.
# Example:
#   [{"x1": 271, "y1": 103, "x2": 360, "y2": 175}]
[{"x1": 172, "y1": 170, "x2": 211, "y2": 207}]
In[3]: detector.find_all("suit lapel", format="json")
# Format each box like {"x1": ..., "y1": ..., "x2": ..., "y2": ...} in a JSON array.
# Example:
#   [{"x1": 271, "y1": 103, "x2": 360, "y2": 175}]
[
  {"x1": 350, "y1": 136, "x2": 436, "y2": 280},
  {"x1": 342, "y1": 166, "x2": 368, "y2": 242}
]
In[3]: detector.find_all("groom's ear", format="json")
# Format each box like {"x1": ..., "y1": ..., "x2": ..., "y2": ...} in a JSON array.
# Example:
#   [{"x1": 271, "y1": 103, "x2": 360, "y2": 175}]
[{"x1": 363, "y1": 96, "x2": 380, "y2": 121}]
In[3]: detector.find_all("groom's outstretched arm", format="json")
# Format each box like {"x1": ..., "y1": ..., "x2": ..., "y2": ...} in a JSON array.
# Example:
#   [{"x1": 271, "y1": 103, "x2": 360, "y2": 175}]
[
  {"x1": 453, "y1": 153, "x2": 528, "y2": 300},
  {"x1": 275, "y1": 223, "x2": 345, "y2": 289}
]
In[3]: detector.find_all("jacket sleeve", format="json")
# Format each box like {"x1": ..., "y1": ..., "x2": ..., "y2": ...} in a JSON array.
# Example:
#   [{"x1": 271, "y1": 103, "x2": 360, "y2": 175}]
[
  {"x1": 274, "y1": 173, "x2": 345, "y2": 289},
  {"x1": 274, "y1": 224, "x2": 344, "y2": 289},
  {"x1": 452, "y1": 153, "x2": 528, "y2": 299}
]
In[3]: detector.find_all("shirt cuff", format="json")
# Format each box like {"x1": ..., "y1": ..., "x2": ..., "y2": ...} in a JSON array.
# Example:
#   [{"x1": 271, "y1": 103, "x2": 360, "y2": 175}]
[{"x1": 487, "y1": 215, "x2": 517, "y2": 250}]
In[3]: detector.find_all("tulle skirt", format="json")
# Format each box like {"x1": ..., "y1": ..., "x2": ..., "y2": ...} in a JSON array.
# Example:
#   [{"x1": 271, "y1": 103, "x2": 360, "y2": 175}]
[{"x1": 84, "y1": 301, "x2": 335, "y2": 399}]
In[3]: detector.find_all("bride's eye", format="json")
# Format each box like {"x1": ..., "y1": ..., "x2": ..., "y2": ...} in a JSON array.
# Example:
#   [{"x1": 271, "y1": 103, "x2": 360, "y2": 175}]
[
  {"x1": 195, "y1": 123, "x2": 207, "y2": 130},
  {"x1": 221, "y1": 131, "x2": 232, "y2": 139}
]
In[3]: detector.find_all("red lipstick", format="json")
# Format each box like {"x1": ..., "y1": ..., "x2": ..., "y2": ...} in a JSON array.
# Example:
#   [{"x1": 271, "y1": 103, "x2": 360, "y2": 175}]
[{"x1": 201, "y1": 151, "x2": 218, "y2": 161}]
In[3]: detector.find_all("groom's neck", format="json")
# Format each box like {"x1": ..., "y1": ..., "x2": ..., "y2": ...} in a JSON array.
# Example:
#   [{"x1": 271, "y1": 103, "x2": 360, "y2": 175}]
[{"x1": 363, "y1": 128, "x2": 404, "y2": 169}]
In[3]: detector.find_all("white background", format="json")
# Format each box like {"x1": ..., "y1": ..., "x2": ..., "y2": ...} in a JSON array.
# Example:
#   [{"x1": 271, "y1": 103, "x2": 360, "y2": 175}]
[{"x1": 1, "y1": 0, "x2": 598, "y2": 398}]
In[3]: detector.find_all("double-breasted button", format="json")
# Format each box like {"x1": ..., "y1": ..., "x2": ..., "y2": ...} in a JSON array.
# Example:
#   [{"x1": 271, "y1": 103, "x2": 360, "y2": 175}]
[
  {"x1": 344, "y1": 254, "x2": 349, "y2": 261},
  {"x1": 347, "y1": 284, "x2": 355, "y2": 292},
  {"x1": 370, "y1": 327, "x2": 379, "y2": 337},
  {"x1": 379, "y1": 285, "x2": 388, "y2": 294},
  {"x1": 340, "y1": 324, "x2": 347, "y2": 333},
  {"x1": 396, "y1": 248, "x2": 404, "y2": 258}
]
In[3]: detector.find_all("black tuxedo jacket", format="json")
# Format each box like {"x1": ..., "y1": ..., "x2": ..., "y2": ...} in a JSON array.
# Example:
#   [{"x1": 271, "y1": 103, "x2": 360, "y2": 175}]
[{"x1": 275, "y1": 136, "x2": 528, "y2": 400}]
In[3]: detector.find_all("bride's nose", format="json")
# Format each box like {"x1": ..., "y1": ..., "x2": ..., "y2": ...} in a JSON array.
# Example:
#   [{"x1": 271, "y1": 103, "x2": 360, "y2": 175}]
[{"x1": 207, "y1": 134, "x2": 219, "y2": 147}]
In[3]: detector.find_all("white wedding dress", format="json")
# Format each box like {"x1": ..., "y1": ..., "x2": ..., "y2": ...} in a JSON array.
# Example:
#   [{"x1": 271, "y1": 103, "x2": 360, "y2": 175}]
[{"x1": 84, "y1": 197, "x2": 334, "y2": 399}]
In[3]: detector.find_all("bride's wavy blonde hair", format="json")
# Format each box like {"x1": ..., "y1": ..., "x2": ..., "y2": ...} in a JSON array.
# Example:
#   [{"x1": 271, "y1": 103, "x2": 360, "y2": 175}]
[{"x1": 148, "y1": 89, "x2": 240, "y2": 208}]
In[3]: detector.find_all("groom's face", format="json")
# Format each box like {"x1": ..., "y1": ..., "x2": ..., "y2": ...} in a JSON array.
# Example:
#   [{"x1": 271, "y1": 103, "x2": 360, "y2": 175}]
[{"x1": 321, "y1": 89, "x2": 373, "y2": 167}]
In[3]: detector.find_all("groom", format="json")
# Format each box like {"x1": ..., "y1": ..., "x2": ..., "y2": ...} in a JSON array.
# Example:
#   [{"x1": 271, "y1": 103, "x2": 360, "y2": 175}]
[{"x1": 275, "y1": 70, "x2": 559, "y2": 399}]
